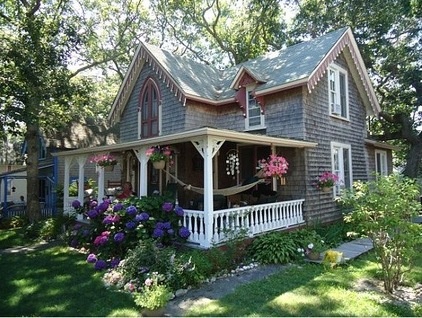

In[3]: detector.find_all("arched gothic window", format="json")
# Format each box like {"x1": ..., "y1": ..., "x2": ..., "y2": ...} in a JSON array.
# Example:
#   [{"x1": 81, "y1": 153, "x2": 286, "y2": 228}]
[{"x1": 139, "y1": 78, "x2": 160, "y2": 138}]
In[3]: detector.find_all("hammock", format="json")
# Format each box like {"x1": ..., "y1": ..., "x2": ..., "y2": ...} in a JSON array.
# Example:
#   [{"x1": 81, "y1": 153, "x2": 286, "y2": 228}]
[{"x1": 165, "y1": 171, "x2": 264, "y2": 196}]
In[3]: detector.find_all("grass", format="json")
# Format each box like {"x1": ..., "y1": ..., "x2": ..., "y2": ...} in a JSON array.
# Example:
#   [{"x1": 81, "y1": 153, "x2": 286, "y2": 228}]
[
  {"x1": 0, "y1": 243, "x2": 138, "y2": 317},
  {"x1": 0, "y1": 227, "x2": 27, "y2": 249},
  {"x1": 184, "y1": 252, "x2": 422, "y2": 317},
  {"x1": 0, "y1": 228, "x2": 421, "y2": 317}
]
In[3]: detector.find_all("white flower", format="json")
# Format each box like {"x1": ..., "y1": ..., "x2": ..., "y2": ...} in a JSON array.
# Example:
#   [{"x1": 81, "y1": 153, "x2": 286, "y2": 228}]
[{"x1": 308, "y1": 243, "x2": 314, "y2": 249}]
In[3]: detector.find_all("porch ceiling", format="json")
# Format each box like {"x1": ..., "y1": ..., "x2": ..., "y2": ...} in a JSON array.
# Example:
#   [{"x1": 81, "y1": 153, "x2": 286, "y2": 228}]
[{"x1": 53, "y1": 127, "x2": 318, "y2": 157}]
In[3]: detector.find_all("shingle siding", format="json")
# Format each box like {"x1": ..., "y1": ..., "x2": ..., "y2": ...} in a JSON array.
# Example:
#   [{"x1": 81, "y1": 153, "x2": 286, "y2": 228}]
[{"x1": 302, "y1": 54, "x2": 369, "y2": 223}]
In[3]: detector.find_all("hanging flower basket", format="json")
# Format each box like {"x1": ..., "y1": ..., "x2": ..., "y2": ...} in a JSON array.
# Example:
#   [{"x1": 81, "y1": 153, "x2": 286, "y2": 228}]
[
  {"x1": 146, "y1": 145, "x2": 174, "y2": 168},
  {"x1": 104, "y1": 165, "x2": 115, "y2": 172},
  {"x1": 258, "y1": 154, "x2": 289, "y2": 179},
  {"x1": 152, "y1": 160, "x2": 166, "y2": 170},
  {"x1": 314, "y1": 171, "x2": 339, "y2": 190},
  {"x1": 90, "y1": 154, "x2": 117, "y2": 170}
]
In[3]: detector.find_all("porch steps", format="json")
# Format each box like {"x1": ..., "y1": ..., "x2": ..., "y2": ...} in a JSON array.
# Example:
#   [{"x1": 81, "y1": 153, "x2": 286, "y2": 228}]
[{"x1": 307, "y1": 237, "x2": 373, "y2": 264}]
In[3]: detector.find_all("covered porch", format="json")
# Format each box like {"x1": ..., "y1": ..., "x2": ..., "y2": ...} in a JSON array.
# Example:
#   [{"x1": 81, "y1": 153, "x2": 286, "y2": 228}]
[{"x1": 56, "y1": 127, "x2": 316, "y2": 248}]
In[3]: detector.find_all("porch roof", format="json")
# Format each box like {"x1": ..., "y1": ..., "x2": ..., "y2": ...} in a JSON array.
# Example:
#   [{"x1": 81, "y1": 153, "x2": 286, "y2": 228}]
[{"x1": 53, "y1": 127, "x2": 317, "y2": 157}]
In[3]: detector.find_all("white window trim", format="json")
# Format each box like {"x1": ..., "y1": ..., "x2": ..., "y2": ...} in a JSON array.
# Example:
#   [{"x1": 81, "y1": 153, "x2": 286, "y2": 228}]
[
  {"x1": 331, "y1": 141, "x2": 353, "y2": 196},
  {"x1": 375, "y1": 149, "x2": 388, "y2": 176},
  {"x1": 328, "y1": 64, "x2": 349, "y2": 120},
  {"x1": 245, "y1": 89, "x2": 265, "y2": 131}
]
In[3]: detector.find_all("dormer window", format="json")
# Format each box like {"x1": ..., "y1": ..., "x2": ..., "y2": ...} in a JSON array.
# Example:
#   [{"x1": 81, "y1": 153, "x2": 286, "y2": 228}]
[
  {"x1": 328, "y1": 65, "x2": 348, "y2": 119},
  {"x1": 245, "y1": 90, "x2": 265, "y2": 130},
  {"x1": 139, "y1": 78, "x2": 161, "y2": 139}
]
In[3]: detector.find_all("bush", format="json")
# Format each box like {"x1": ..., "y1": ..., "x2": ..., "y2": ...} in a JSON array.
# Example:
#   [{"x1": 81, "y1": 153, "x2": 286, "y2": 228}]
[
  {"x1": 68, "y1": 196, "x2": 191, "y2": 268},
  {"x1": 340, "y1": 173, "x2": 422, "y2": 293},
  {"x1": 249, "y1": 232, "x2": 297, "y2": 264}
]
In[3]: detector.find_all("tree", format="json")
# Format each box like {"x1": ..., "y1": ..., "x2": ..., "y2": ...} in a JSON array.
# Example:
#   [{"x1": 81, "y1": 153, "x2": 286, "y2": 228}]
[
  {"x1": 340, "y1": 174, "x2": 422, "y2": 293},
  {"x1": 150, "y1": 0, "x2": 289, "y2": 66},
  {"x1": 0, "y1": 0, "x2": 92, "y2": 222},
  {"x1": 288, "y1": 0, "x2": 422, "y2": 177}
]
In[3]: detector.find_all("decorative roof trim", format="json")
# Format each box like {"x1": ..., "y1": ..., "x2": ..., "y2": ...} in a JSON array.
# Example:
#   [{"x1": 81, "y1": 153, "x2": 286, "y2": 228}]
[
  {"x1": 108, "y1": 43, "x2": 187, "y2": 124},
  {"x1": 230, "y1": 66, "x2": 266, "y2": 89},
  {"x1": 53, "y1": 126, "x2": 318, "y2": 157},
  {"x1": 307, "y1": 28, "x2": 381, "y2": 115},
  {"x1": 364, "y1": 139, "x2": 400, "y2": 151}
]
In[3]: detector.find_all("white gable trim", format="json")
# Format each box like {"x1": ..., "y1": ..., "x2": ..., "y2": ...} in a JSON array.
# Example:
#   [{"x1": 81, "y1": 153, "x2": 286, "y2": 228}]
[{"x1": 307, "y1": 28, "x2": 381, "y2": 116}]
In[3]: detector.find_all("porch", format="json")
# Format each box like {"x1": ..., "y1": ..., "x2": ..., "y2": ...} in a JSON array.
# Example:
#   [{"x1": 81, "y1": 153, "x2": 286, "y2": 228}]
[
  {"x1": 183, "y1": 199, "x2": 305, "y2": 246},
  {"x1": 57, "y1": 127, "x2": 315, "y2": 248}
]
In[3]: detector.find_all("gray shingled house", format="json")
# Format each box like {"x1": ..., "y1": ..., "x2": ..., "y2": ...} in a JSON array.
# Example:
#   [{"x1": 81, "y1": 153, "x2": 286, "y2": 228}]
[{"x1": 55, "y1": 27, "x2": 395, "y2": 248}]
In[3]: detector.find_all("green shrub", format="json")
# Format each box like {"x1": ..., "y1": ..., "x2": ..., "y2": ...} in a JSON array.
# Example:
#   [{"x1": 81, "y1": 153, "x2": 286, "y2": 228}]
[
  {"x1": 340, "y1": 173, "x2": 422, "y2": 293},
  {"x1": 249, "y1": 232, "x2": 297, "y2": 264}
]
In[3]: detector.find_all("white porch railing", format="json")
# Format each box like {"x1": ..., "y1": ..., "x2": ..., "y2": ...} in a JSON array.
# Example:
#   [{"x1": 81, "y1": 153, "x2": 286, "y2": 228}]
[
  {"x1": 182, "y1": 199, "x2": 305, "y2": 247},
  {"x1": 64, "y1": 196, "x2": 88, "y2": 222}
]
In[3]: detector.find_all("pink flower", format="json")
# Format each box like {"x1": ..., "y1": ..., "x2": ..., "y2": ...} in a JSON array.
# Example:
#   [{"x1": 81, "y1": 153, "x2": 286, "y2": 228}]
[{"x1": 259, "y1": 154, "x2": 289, "y2": 178}]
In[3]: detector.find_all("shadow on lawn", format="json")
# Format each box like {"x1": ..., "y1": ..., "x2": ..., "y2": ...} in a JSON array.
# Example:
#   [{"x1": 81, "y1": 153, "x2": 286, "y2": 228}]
[
  {"x1": 185, "y1": 258, "x2": 417, "y2": 317},
  {"x1": 0, "y1": 244, "x2": 138, "y2": 317}
]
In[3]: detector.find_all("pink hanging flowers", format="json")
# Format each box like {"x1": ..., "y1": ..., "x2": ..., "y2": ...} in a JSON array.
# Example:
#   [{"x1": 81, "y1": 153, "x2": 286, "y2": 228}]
[{"x1": 258, "y1": 154, "x2": 289, "y2": 179}]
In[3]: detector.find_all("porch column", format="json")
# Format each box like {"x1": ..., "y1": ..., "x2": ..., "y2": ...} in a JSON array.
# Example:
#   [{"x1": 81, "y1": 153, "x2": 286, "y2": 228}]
[
  {"x1": 192, "y1": 137, "x2": 225, "y2": 248},
  {"x1": 63, "y1": 156, "x2": 72, "y2": 214},
  {"x1": 77, "y1": 155, "x2": 88, "y2": 221},
  {"x1": 97, "y1": 166, "x2": 105, "y2": 202},
  {"x1": 134, "y1": 146, "x2": 149, "y2": 197}
]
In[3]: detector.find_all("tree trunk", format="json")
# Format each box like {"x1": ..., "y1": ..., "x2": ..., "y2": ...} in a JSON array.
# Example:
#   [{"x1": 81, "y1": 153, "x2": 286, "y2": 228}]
[
  {"x1": 402, "y1": 141, "x2": 422, "y2": 179},
  {"x1": 26, "y1": 123, "x2": 41, "y2": 223}
]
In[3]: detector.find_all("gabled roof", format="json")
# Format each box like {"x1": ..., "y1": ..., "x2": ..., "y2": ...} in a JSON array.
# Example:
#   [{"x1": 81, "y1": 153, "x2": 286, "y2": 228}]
[{"x1": 109, "y1": 27, "x2": 380, "y2": 123}]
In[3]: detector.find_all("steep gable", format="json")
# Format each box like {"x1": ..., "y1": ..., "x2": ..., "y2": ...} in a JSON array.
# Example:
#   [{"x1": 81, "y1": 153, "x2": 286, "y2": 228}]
[{"x1": 109, "y1": 27, "x2": 380, "y2": 124}]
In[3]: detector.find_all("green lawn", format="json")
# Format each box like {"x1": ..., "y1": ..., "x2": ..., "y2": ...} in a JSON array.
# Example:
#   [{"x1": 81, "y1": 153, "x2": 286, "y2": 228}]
[
  {"x1": 1, "y1": 230, "x2": 421, "y2": 317},
  {"x1": 0, "y1": 227, "x2": 27, "y2": 249},
  {"x1": 184, "y1": 253, "x2": 422, "y2": 317},
  {"x1": 0, "y1": 244, "x2": 138, "y2": 317}
]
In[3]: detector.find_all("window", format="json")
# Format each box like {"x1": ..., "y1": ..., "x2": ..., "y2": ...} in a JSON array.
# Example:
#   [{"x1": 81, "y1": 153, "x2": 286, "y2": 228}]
[
  {"x1": 245, "y1": 90, "x2": 265, "y2": 130},
  {"x1": 375, "y1": 150, "x2": 388, "y2": 176},
  {"x1": 331, "y1": 142, "x2": 352, "y2": 196},
  {"x1": 328, "y1": 65, "x2": 348, "y2": 119},
  {"x1": 139, "y1": 79, "x2": 160, "y2": 138}
]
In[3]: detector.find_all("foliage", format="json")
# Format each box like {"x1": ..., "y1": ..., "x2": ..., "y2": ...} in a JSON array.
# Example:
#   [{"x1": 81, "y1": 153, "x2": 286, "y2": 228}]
[
  {"x1": 133, "y1": 272, "x2": 172, "y2": 310},
  {"x1": 145, "y1": 145, "x2": 174, "y2": 165},
  {"x1": 89, "y1": 154, "x2": 117, "y2": 167},
  {"x1": 289, "y1": 0, "x2": 422, "y2": 178},
  {"x1": 339, "y1": 173, "x2": 422, "y2": 293},
  {"x1": 151, "y1": 0, "x2": 288, "y2": 66},
  {"x1": 314, "y1": 171, "x2": 339, "y2": 189},
  {"x1": 258, "y1": 154, "x2": 289, "y2": 179},
  {"x1": 68, "y1": 195, "x2": 191, "y2": 270},
  {"x1": 249, "y1": 232, "x2": 297, "y2": 264}
]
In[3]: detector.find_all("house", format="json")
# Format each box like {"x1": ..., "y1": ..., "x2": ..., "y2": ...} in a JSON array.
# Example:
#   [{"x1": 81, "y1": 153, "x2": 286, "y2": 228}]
[
  {"x1": 0, "y1": 119, "x2": 119, "y2": 219},
  {"x1": 55, "y1": 27, "x2": 395, "y2": 248}
]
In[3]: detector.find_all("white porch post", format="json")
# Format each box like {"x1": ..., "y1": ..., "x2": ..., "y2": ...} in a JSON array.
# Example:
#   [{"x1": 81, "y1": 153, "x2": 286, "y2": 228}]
[
  {"x1": 134, "y1": 147, "x2": 149, "y2": 197},
  {"x1": 97, "y1": 166, "x2": 105, "y2": 202},
  {"x1": 63, "y1": 156, "x2": 72, "y2": 214},
  {"x1": 192, "y1": 137, "x2": 225, "y2": 248},
  {"x1": 77, "y1": 155, "x2": 88, "y2": 221}
]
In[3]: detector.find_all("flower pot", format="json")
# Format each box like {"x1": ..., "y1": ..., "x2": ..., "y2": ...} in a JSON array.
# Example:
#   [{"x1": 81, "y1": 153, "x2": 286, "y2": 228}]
[
  {"x1": 307, "y1": 251, "x2": 321, "y2": 260},
  {"x1": 152, "y1": 160, "x2": 166, "y2": 170},
  {"x1": 322, "y1": 186, "x2": 332, "y2": 192},
  {"x1": 103, "y1": 165, "x2": 115, "y2": 172},
  {"x1": 141, "y1": 307, "x2": 166, "y2": 317}
]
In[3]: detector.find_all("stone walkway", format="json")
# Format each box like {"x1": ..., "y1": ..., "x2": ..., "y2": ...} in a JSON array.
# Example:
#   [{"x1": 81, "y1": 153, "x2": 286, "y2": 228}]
[
  {"x1": 308, "y1": 237, "x2": 374, "y2": 264},
  {"x1": 164, "y1": 237, "x2": 374, "y2": 316}
]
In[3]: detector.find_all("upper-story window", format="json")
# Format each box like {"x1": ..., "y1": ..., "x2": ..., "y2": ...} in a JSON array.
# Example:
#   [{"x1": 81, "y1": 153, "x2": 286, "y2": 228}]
[
  {"x1": 245, "y1": 90, "x2": 265, "y2": 130},
  {"x1": 328, "y1": 64, "x2": 349, "y2": 119},
  {"x1": 139, "y1": 78, "x2": 160, "y2": 139},
  {"x1": 375, "y1": 150, "x2": 388, "y2": 176},
  {"x1": 331, "y1": 141, "x2": 352, "y2": 196}
]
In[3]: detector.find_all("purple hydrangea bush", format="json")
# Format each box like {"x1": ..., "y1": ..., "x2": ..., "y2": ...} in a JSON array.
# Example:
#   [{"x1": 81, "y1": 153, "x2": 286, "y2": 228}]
[{"x1": 69, "y1": 195, "x2": 191, "y2": 271}]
